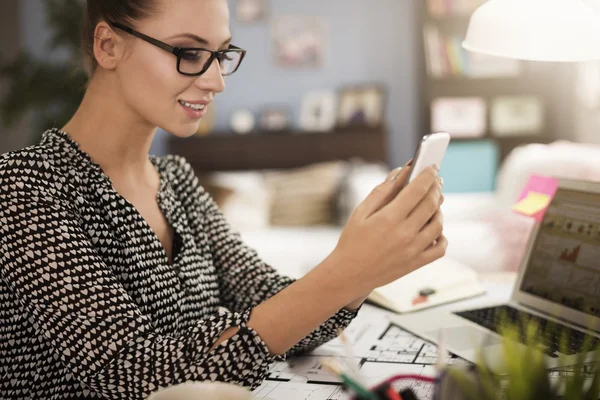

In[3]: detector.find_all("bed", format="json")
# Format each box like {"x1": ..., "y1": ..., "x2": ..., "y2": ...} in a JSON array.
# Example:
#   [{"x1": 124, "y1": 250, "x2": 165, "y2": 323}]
[{"x1": 238, "y1": 191, "x2": 505, "y2": 280}]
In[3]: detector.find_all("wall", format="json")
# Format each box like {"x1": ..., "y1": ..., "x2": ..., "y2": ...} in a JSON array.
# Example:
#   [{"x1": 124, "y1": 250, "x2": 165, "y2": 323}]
[
  {"x1": 15, "y1": 0, "x2": 420, "y2": 166},
  {"x1": 210, "y1": 0, "x2": 420, "y2": 165}
]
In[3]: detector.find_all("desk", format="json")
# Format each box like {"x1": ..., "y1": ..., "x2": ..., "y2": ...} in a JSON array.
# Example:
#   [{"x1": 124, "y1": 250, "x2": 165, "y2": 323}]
[{"x1": 252, "y1": 272, "x2": 517, "y2": 400}]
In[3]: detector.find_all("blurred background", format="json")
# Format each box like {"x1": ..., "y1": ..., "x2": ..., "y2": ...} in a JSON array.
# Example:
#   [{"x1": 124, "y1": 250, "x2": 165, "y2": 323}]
[{"x1": 3, "y1": 0, "x2": 600, "y2": 277}]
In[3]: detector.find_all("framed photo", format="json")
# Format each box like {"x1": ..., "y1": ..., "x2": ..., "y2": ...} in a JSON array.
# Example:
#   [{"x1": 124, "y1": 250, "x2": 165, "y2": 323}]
[
  {"x1": 337, "y1": 85, "x2": 386, "y2": 128},
  {"x1": 491, "y1": 96, "x2": 544, "y2": 136},
  {"x1": 272, "y1": 16, "x2": 327, "y2": 69},
  {"x1": 236, "y1": 0, "x2": 269, "y2": 23},
  {"x1": 300, "y1": 91, "x2": 338, "y2": 132},
  {"x1": 260, "y1": 108, "x2": 291, "y2": 132},
  {"x1": 431, "y1": 97, "x2": 487, "y2": 138}
]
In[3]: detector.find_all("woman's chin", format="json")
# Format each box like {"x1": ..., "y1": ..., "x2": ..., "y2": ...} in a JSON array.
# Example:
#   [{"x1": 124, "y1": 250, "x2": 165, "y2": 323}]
[{"x1": 162, "y1": 123, "x2": 201, "y2": 139}]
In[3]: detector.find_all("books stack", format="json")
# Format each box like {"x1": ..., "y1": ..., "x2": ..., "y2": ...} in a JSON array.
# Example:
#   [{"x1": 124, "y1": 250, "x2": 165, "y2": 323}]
[
  {"x1": 423, "y1": 25, "x2": 521, "y2": 79},
  {"x1": 264, "y1": 161, "x2": 346, "y2": 226}
]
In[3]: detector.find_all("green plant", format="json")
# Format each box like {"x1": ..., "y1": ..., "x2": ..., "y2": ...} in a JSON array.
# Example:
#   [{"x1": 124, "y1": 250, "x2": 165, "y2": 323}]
[
  {"x1": 0, "y1": 0, "x2": 86, "y2": 144},
  {"x1": 440, "y1": 316, "x2": 600, "y2": 400}
]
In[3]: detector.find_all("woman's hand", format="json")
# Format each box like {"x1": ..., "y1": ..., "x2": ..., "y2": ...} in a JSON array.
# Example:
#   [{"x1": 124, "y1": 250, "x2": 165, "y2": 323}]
[
  {"x1": 326, "y1": 163, "x2": 447, "y2": 302},
  {"x1": 244, "y1": 163, "x2": 446, "y2": 356}
]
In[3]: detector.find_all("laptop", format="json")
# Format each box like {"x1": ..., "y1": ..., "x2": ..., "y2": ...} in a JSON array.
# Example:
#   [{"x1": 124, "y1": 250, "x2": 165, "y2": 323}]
[{"x1": 391, "y1": 178, "x2": 600, "y2": 370}]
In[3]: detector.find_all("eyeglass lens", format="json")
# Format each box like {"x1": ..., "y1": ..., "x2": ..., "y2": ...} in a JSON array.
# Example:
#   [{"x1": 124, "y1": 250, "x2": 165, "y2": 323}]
[{"x1": 179, "y1": 49, "x2": 242, "y2": 76}]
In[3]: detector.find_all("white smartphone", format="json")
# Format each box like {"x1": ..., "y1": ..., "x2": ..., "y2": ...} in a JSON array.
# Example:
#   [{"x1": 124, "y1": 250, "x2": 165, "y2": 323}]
[{"x1": 403, "y1": 132, "x2": 450, "y2": 188}]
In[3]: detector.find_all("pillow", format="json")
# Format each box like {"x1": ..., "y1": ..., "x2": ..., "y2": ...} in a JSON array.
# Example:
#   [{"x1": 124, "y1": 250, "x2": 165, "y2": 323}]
[
  {"x1": 196, "y1": 174, "x2": 235, "y2": 208},
  {"x1": 202, "y1": 171, "x2": 272, "y2": 231},
  {"x1": 496, "y1": 141, "x2": 600, "y2": 209},
  {"x1": 335, "y1": 160, "x2": 390, "y2": 225},
  {"x1": 263, "y1": 161, "x2": 347, "y2": 226}
]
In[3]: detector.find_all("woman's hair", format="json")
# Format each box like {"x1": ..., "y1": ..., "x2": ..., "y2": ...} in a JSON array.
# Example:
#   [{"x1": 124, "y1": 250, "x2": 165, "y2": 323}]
[{"x1": 81, "y1": 0, "x2": 157, "y2": 77}]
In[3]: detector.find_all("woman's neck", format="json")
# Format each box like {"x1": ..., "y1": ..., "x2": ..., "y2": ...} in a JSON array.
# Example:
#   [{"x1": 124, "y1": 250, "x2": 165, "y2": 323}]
[{"x1": 62, "y1": 73, "x2": 159, "y2": 186}]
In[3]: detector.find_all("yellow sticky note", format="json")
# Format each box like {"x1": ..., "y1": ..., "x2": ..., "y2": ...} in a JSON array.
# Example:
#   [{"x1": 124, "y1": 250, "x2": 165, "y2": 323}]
[{"x1": 512, "y1": 192, "x2": 551, "y2": 215}]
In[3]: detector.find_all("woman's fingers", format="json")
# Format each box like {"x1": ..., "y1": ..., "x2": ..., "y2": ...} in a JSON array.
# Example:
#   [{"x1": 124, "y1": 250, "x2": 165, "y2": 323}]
[
  {"x1": 413, "y1": 210, "x2": 444, "y2": 252},
  {"x1": 355, "y1": 164, "x2": 412, "y2": 219},
  {"x1": 385, "y1": 167, "x2": 403, "y2": 182},
  {"x1": 381, "y1": 166, "x2": 439, "y2": 220},
  {"x1": 417, "y1": 234, "x2": 448, "y2": 266},
  {"x1": 404, "y1": 178, "x2": 443, "y2": 234}
]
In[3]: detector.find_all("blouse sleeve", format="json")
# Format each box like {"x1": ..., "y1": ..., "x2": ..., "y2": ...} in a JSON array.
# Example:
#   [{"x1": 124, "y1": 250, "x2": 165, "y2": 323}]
[
  {"x1": 0, "y1": 157, "x2": 275, "y2": 399},
  {"x1": 175, "y1": 157, "x2": 361, "y2": 359}
]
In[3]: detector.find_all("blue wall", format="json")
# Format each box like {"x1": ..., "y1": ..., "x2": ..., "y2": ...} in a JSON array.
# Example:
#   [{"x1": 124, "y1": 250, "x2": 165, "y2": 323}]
[{"x1": 20, "y1": 0, "x2": 420, "y2": 166}]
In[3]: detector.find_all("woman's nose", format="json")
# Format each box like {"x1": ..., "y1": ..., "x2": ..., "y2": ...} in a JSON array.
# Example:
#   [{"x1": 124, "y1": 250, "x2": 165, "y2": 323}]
[{"x1": 194, "y1": 59, "x2": 225, "y2": 94}]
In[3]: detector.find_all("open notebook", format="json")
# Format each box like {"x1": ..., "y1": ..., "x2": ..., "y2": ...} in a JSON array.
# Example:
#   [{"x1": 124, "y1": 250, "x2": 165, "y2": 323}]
[{"x1": 367, "y1": 257, "x2": 486, "y2": 313}]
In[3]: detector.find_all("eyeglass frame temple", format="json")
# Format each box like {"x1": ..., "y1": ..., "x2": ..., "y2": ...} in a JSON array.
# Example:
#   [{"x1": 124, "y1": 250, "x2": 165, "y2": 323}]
[{"x1": 108, "y1": 21, "x2": 247, "y2": 76}]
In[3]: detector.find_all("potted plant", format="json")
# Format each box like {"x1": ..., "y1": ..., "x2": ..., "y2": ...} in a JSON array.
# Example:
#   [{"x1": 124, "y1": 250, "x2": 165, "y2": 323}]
[{"x1": 437, "y1": 318, "x2": 600, "y2": 400}]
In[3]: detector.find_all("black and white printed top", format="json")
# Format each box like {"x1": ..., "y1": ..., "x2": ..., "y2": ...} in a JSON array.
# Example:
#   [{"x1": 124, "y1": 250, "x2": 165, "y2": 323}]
[{"x1": 0, "y1": 128, "x2": 359, "y2": 399}]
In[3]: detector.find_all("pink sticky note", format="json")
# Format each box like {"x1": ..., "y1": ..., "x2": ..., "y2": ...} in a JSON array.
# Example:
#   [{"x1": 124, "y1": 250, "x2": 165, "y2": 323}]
[{"x1": 512, "y1": 175, "x2": 559, "y2": 222}]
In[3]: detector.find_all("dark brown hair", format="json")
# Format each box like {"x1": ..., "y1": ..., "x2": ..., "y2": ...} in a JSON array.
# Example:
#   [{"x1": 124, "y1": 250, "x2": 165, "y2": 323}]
[{"x1": 81, "y1": 0, "x2": 157, "y2": 77}]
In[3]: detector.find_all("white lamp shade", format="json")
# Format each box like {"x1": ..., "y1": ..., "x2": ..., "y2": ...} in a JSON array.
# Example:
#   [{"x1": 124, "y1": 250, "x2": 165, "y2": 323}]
[{"x1": 463, "y1": 0, "x2": 600, "y2": 62}]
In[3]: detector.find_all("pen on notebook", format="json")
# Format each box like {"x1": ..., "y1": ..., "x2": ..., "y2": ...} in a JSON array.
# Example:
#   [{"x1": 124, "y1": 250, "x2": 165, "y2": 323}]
[{"x1": 321, "y1": 358, "x2": 377, "y2": 400}]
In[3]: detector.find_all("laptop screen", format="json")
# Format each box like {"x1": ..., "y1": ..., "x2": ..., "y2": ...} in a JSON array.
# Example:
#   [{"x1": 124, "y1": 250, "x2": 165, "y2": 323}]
[{"x1": 520, "y1": 187, "x2": 600, "y2": 318}]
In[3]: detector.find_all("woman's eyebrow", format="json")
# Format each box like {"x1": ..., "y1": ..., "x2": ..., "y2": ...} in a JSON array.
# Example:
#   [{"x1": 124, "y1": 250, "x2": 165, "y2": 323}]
[
  {"x1": 166, "y1": 33, "x2": 233, "y2": 47},
  {"x1": 166, "y1": 33, "x2": 209, "y2": 46}
]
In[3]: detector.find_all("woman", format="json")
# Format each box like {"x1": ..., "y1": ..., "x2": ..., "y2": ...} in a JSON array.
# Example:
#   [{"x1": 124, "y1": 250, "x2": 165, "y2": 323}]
[{"x1": 0, "y1": 0, "x2": 446, "y2": 398}]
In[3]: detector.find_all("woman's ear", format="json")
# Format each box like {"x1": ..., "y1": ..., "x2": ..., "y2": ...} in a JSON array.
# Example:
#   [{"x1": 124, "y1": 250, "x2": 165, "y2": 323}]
[{"x1": 93, "y1": 21, "x2": 123, "y2": 71}]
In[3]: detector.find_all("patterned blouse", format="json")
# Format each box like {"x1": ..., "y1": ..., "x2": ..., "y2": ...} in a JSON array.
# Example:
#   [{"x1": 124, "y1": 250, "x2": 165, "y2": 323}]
[{"x1": 0, "y1": 128, "x2": 358, "y2": 399}]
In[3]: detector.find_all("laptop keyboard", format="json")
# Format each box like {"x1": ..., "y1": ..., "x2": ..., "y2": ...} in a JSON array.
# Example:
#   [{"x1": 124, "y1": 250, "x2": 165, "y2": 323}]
[{"x1": 455, "y1": 305, "x2": 600, "y2": 357}]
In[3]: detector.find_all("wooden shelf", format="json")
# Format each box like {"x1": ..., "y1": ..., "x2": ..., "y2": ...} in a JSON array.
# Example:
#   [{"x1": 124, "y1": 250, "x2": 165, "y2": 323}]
[{"x1": 168, "y1": 126, "x2": 388, "y2": 173}]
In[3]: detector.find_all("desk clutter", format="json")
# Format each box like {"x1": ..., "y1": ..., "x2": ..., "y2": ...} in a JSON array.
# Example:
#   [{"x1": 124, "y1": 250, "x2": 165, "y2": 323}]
[
  {"x1": 253, "y1": 304, "x2": 600, "y2": 400},
  {"x1": 253, "y1": 305, "x2": 469, "y2": 399}
]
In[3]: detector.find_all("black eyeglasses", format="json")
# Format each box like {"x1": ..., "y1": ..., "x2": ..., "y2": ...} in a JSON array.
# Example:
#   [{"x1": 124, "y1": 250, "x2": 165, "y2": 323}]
[{"x1": 109, "y1": 21, "x2": 247, "y2": 77}]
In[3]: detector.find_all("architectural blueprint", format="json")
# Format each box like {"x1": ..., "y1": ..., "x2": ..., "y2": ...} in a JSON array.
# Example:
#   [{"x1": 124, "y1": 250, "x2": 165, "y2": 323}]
[{"x1": 252, "y1": 304, "x2": 453, "y2": 399}]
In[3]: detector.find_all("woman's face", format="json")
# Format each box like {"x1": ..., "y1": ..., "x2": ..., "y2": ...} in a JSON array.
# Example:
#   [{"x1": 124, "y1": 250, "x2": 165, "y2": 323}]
[{"x1": 115, "y1": 0, "x2": 231, "y2": 137}]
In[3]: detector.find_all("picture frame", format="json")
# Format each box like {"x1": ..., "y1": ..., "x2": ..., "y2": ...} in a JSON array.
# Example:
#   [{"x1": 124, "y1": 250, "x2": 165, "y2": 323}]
[
  {"x1": 491, "y1": 96, "x2": 544, "y2": 136},
  {"x1": 271, "y1": 16, "x2": 327, "y2": 69},
  {"x1": 236, "y1": 0, "x2": 269, "y2": 23},
  {"x1": 259, "y1": 107, "x2": 291, "y2": 133},
  {"x1": 337, "y1": 85, "x2": 387, "y2": 128},
  {"x1": 431, "y1": 97, "x2": 487, "y2": 138},
  {"x1": 299, "y1": 91, "x2": 338, "y2": 132}
]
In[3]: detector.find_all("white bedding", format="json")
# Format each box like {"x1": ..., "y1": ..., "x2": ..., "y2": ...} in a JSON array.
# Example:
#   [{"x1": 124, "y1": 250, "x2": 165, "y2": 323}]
[{"x1": 239, "y1": 192, "x2": 506, "y2": 278}]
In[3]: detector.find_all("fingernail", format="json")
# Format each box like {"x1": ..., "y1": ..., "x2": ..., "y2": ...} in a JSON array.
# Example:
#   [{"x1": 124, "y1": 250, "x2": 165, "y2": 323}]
[{"x1": 403, "y1": 158, "x2": 414, "y2": 168}]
